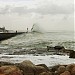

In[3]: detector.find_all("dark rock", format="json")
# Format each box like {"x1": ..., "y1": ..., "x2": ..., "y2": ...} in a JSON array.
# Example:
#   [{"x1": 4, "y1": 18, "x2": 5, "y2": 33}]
[
  {"x1": 54, "y1": 46, "x2": 65, "y2": 50},
  {"x1": 47, "y1": 46, "x2": 54, "y2": 51},
  {"x1": 69, "y1": 50, "x2": 75, "y2": 58}
]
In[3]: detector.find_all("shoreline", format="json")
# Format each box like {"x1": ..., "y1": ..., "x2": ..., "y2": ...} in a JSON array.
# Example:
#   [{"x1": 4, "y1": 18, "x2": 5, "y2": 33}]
[{"x1": 0, "y1": 54, "x2": 75, "y2": 67}]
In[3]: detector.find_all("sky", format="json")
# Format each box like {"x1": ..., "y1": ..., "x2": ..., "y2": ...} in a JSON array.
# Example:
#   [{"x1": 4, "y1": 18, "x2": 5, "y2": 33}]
[{"x1": 0, "y1": 0, "x2": 74, "y2": 32}]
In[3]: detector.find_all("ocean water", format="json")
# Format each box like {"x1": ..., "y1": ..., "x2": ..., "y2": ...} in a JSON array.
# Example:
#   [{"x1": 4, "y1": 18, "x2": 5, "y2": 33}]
[
  {"x1": 0, "y1": 31, "x2": 75, "y2": 66},
  {"x1": 0, "y1": 31, "x2": 75, "y2": 53}
]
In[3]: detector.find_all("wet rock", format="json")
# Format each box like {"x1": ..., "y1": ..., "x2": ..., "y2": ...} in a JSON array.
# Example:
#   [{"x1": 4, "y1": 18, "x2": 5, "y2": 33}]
[
  {"x1": 69, "y1": 50, "x2": 75, "y2": 58},
  {"x1": 0, "y1": 66, "x2": 23, "y2": 75},
  {"x1": 60, "y1": 71, "x2": 71, "y2": 75},
  {"x1": 47, "y1": 46, "x2": 54, "y2": 51},
  {"x1": 54, "y1": 46, "x2": 65, "y2": 50}
]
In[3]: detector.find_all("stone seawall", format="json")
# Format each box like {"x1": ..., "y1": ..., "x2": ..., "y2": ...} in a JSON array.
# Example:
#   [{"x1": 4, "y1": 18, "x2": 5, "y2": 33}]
[{"x1": 0, "y1": 32, "x2": 24, "y2": 41}]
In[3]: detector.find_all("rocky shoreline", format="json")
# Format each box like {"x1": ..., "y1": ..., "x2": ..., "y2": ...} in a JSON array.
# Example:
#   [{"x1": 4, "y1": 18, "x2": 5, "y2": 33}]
[
  {"x1": 0, "y1": 60, "x2": 75, "y2": 75},
  {"x1": 8, "y1": 46, "x2": 75, "y2": 58}
]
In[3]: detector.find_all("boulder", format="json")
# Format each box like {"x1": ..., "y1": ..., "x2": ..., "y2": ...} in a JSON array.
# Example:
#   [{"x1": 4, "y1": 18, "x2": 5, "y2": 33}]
[
  {"x1": 71, "y1": 67, "x2": 75, "y2": 75},
  {"x1": 17, "y1": 60, "x2": 48, "y2": 75},
  {"x1": 0, "y1": 66, "x2": 23, "y2": 75},
  {"x1": 39, "y1": 72, "x2": 52, "y2": 75},
  {"x1": 69, "y1": 50, "x2": 75, "y2": 58},
  {"x1": 36, "y1": 64, "x2": 50, "y2": 71},
  {"x1": 66, "y1": 64, "x2": 75, "y2": 72},
  {"x1": 0, "y1": 62, "x2": 14, "y2": 67},
  {"x1": 50, "y1": 65, "x2": 60, "y2": 72},
  {"x1": 17, "y1": 60, "x2": 35, "y2": 75},
  {"x1": 60, "y1": 71, "x2": 71, "y2": 75},
  {"x1": 54, "y1": 46, "x2": 65, "y2": 50},
  {"x1": 57, "y1": 66, "x2": 66, "y2": 74},
  {"x1": 35, "y1": 66, "x2": 47, "y2": 75}
]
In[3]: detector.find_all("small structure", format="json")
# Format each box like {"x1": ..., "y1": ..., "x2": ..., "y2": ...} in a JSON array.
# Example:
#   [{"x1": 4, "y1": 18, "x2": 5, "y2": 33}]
[
  {"x1": 0, "y1": 27, "x2": 25, "y2": 41},
  {"x1": 0, "y1": 27, "x2": 8, "y2": 33}
]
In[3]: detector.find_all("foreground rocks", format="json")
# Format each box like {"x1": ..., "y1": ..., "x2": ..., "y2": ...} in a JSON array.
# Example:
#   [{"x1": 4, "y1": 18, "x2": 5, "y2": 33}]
[
  {"x1": 0, "y1": 60, "x2": 75, "y2": 75},
  {"x1": 0, "y1": 66, "x2": 22, "y2": 75}
]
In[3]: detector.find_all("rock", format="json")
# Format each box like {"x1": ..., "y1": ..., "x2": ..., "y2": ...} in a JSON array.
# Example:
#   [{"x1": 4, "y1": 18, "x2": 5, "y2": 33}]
[
  {"x1": 47, "y1": 46, "x2": 54, "y2": 51},
  {"x1": 66, "y1": 64, "x2": 75, "y2": 72},
  {"x1": 60, "y1": 71, "x2": 71, "y2": 75},
  {"x1": 57, "y1": 66, "x2": 66, "y2": 74},
  {"x1": 0, "y1": 66, "x2": 23, "y2": 75},
  {"x1": 71, "y1": 67, "x2": 75, "y2": 75},
  {"x1": 0, "y1": 62, "x2": 14, "y2": 67},
  {"x1": 35, "y1": 66, "x2": 47, "y2": 75},
  {"x1": 69, "y1": 50, "x2": 75, "y2": 58},
  {"x1": 39, "y1": 72, "x2": 52, "y2": 75},
  {"x1": 17, "y1": 60, "x2": 35, "y2": 75},
  {"x1": 36, "y1": 64, "x2": 50, "y2": 71},
  {"x1": 17, "y1": 60, "x2": 48, "y2": 75},
  {"x1": 50, "y1": 65, "x2": 60, "y2": 72},
  {"x1": 54, "y1": 46, "x2": 65, "y2": 50}
]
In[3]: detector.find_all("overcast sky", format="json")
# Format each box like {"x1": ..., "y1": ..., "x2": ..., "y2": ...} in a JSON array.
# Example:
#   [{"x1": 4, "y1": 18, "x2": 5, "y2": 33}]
[{"x1": 0, "y1": 0, "x2": 74, "y2": 32}]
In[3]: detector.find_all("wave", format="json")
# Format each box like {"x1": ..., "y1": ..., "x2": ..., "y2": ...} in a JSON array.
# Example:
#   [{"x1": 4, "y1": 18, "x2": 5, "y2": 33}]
[{"x1": 31, "y1": 24, "x2": 45, "y2": 33}]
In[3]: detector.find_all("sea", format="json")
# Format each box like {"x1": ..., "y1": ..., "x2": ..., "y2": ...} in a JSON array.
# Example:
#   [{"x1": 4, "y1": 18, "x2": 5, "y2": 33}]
[{"x1": 0, "y1": 31, "x2": 75, "y2": 67}]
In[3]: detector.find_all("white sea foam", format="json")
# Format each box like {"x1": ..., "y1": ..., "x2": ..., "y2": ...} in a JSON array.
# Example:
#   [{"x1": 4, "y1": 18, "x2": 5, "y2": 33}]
[{"x1": 0, "y1": 54, "x2": 75, "y2": 67}]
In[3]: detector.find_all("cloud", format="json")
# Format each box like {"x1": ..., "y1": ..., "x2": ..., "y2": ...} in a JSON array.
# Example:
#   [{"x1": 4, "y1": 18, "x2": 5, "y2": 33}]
[
  {"x1": 11, "y1": 6, "x2": 29, "y2": 15},
  {"x1": 0, "y1": 0, "x2": 74, "y2": 15},
  {"x1": 33, "y1": 4, "x2": 74, "y2": 15},
  {"x1": 0, "y1": 5, "x2": 10, "y2": 14},
  {"x1": 0, "y1": 0, "x2": 33, "y2": 2}
]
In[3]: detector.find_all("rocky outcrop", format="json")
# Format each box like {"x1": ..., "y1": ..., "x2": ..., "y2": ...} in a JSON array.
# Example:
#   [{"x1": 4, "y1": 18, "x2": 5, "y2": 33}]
[{"x1": 47, "y1": 46, "x2": 73, "y2": 55}]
